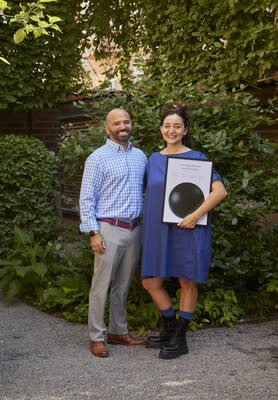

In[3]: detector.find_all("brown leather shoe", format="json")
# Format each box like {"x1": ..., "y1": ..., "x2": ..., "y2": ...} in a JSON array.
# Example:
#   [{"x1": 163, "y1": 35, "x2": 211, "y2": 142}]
[
  {"x1": 90, "y1": 341, "x2": 109, "y2": 357},
  {"x1": 107, "y1": 333, "x2": 145, "y2": 346}
]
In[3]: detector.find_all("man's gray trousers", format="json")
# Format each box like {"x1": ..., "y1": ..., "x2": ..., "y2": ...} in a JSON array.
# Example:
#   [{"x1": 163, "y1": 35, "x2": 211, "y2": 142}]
[{"x1": 88, "y1": 221, "x2": 141, "y2": 342}]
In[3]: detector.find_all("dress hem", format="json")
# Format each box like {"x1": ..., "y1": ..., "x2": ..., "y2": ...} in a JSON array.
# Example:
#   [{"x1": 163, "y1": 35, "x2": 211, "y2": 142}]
[{"x1": 141, "y1": 274, "x2": 207, "y2": 284}]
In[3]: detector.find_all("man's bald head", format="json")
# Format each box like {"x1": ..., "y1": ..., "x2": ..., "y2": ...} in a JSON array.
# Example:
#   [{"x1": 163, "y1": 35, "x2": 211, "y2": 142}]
[
  {"x1": 105, "y1": 108, "x2": 132, "y2": 148},
  {"x1": 105, "y1": 108, "x2": 130, "y2": 125}
]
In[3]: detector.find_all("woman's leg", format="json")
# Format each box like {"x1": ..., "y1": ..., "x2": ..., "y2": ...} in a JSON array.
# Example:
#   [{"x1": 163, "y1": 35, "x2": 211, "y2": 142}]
[
  {"x1": 159, "y1": 279, "x2": 197, "y2": 359},
  {"x1": 142, "y1": 277, "x2": 177, "y2": 348},
  {"x1": 142, "y1": 277, "x2": 172, "y2": 311},
  {"x1": 178, "y1": 278, "x2": 198, "y2": 313}
]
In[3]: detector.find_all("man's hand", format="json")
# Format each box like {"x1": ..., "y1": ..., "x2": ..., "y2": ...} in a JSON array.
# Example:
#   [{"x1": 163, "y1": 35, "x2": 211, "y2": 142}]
[{"x1": 90, "y1": 234, "x2": 106, "y2": 255}]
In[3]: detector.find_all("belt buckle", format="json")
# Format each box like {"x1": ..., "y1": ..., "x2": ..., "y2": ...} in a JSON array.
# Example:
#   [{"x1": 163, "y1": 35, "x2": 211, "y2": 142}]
[{"x1": 113, "y1": 218, "x2": 138, "y2": 230}]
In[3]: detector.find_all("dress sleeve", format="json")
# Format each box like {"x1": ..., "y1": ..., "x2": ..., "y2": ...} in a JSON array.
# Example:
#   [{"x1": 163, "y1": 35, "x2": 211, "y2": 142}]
[
  {"x1": 197, "y1": 151, "x2": 222, "y2": 183},
  {"x1": 212, "y1": 168, "x2": 222, "y2": 182},
  {"x1": 143, "y1": 156, "x2": 150, "y2": 190}
]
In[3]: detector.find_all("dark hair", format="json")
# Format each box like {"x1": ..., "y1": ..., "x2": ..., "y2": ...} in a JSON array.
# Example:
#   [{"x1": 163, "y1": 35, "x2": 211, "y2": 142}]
[{"x1": 160, "y1": 101, "x2": 192, "y2": 147}]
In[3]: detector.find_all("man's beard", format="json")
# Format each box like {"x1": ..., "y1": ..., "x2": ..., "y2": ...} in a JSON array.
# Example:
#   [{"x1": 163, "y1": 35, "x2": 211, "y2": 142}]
[{"x1": 109, "y1": 128, "x2": 132, "y2": 142}]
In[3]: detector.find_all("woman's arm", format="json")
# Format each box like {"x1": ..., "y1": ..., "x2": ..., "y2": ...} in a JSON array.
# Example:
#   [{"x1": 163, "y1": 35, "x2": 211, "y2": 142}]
[{"x1": 177, "y1": 180, "x2": 227, "y2": 229}]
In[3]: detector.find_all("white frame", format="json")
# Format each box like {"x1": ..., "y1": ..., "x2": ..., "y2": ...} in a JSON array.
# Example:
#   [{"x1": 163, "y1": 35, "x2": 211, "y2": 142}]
[{"x1": 162, "y1": 157, "x2": 213, "y2": 226}]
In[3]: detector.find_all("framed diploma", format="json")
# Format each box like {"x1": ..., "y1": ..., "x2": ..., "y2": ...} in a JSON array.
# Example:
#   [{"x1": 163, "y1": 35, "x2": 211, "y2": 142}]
[{"x1": 162, "y1": 157, "x2": 213, "y2": 226}]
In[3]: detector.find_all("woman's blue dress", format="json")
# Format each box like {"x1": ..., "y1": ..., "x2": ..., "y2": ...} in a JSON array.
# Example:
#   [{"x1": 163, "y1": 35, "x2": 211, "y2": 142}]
[{"x1": 141, "y1": 150, "x2": 222, "y2": 283}]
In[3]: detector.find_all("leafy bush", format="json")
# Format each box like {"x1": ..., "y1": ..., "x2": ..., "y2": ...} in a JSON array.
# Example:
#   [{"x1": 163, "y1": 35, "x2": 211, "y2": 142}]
[
  {"x1": 0, "y1": 227, "x2": 65, "y2": 299},
  {"x1": 38, "y1": 274, "x2": 91, "y2": 322},
  {"x1": 267, "y1": 273, "x2": 278, "y2": 294},
  {"x1": 0, "y1": 225, "x2": 93, "y2": 323},
  {"x1": 0, "y1": 135, "x2": 58, "y2": 256},
  {"x1": 192, "y1": 288, "x2": 243, "y2": 329},
  {"x1": 37, "y1": 228, "x2": 93, "y2": 322}
]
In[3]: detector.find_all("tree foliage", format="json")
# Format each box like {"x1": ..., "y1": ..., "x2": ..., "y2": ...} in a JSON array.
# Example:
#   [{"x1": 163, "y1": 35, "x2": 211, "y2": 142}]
[
  {"x1": 88, "y1": 0, "x2": 278, "y2": 88},
  {"x1": 0, "y1": 0, "x2": 89, "y2": 109},
  {"x1": 0, "y1": 0, "x2": 62, "y2": 46},
  {"x1": 1, "y1": 1, "x2": 277, "y2": 108}
]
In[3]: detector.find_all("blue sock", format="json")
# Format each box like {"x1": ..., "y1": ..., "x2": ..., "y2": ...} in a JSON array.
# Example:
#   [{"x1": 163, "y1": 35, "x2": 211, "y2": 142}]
[
  {"x1": 179, "y1": 310, "x2": 194, "y2": 321},
  {"x1": 160, "y1": 307, "x2": 175, "y2": 318}
]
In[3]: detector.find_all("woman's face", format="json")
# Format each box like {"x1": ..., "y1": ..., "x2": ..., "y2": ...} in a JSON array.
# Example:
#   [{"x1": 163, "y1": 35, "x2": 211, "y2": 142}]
[{"x1": 160, "y1": 113, "x2": 188, "y2": 146}]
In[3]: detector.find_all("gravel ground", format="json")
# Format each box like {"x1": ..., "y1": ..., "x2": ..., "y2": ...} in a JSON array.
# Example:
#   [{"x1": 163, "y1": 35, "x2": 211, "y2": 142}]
[{"x1": 0, "y1": 291, "x2": 277, "y2": 400}]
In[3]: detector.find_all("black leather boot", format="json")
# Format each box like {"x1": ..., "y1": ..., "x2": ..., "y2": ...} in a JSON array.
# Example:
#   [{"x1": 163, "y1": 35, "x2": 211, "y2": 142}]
[
  {"x1": 146, "y1": 314, "x2": 177, "y2": 349},
  {"x1": 159, "y1": 316, "x2": 189, "y2": 359}
]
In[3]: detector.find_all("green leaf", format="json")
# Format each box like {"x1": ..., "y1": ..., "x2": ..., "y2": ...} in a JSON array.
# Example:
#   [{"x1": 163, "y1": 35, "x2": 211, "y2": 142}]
[
  {"x1": 267, "y1": 279, "x2": 278, "y2": 293},
  {"x1": 51, "y1": 24, "x2": 62, "y2": 33},
  {"x1": 14, "y1": 266, "x2": 31, "y2": 278},
  {"x1": 0, "y1": 259, "x2": 15, "y2": 266},
  {"x1": 242, "y1": 178, "x2": 249, "y2": 189},
  {"x1": 0, "y1": 56, "x2": 10, "y2": 64},
  {"x1": 34, "y1": 262, "x2": 48, "y2": 278},
  {"x1": 0, "y1": 1, "x2": 8, "y2": 11},
  {"x1": 0, "y1": 273, "x2": 14, "y2": 288},
  {"x1": 6, "y1": 280, "x2": 21, "y2": 299},
  {"x1": 38, "y1": 20, "x2": 50, "y2": 28},
  {"x1": 14, "y1": 226, "x2": 28, "y2": 244},
  {"x1": 48, "y1": 16, "x2": 62, "y2": 23},
  {"x1": 14, "y1": 28, "x2": 27, "y2": 44},
  {"x1": 30, "y1": 15, "x2": 41, "y2": 23},
  {"x1": 33, "y1": 29, "x2": 43, "y2": 39}
]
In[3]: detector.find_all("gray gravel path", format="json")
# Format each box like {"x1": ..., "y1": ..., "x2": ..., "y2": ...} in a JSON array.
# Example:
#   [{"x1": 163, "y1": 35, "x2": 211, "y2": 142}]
[{"x1": 0, "y1": 291, "x2": 277, "y2": 400}]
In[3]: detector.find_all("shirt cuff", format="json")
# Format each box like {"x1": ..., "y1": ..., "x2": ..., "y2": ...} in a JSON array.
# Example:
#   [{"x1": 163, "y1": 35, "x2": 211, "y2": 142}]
[{"x1": 80, "y1": 220, "x2": 100, "y2": 233}]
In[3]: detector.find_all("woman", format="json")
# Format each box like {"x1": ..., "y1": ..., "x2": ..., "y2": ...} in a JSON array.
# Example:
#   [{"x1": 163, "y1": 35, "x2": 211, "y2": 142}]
[{"x1": 141, "y1": 102, "x2": 227, "y2": 360}]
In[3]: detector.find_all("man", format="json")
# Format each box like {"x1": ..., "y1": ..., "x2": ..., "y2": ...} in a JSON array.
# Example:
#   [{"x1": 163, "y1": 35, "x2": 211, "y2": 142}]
[{"x1": 79, "y1": 108, "x2": 147, "y2": 357}]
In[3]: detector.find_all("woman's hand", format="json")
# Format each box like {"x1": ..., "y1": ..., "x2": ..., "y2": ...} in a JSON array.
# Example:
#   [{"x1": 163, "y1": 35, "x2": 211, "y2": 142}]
[
  {"x1": 177, "y1": 180, "x2": 227, "y2": 230},
  {"x1": 177, "y1": 213, "x2": 199, "y2": 229}
]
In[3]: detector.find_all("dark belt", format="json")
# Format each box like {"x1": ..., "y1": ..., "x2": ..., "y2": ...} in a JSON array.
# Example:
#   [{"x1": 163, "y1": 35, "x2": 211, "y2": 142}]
[{"x1": 97, "y1": 217, "x2": 140, "y2": 230}]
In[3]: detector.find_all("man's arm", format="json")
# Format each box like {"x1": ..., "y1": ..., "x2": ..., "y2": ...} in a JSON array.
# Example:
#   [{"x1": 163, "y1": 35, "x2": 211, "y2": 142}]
[{"x1": 79, "y1": 154, "x2": 106, "y2": 254}]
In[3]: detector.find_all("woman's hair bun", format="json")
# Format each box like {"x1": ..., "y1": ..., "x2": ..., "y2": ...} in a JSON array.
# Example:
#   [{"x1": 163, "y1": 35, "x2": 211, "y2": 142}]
[{"x1": 161, "y1": 101, "x2": 192, "y2": 129}]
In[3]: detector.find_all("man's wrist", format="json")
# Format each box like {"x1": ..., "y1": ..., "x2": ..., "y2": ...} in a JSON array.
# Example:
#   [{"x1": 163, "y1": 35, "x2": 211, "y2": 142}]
[{"x1": 89, "y1": 230, "x2": 100, "y2": 237}]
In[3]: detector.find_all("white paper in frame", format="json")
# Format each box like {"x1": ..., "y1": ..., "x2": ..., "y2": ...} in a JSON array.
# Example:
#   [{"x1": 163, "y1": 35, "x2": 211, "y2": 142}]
[{"x1": 162, "y1": 157, "x2": 213, "y2": 226}]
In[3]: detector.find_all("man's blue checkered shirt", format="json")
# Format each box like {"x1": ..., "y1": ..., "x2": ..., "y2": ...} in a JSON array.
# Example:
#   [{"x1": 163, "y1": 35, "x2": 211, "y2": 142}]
[{"x1": 79, "y1": 139, "x2": 147, "y2": 232}]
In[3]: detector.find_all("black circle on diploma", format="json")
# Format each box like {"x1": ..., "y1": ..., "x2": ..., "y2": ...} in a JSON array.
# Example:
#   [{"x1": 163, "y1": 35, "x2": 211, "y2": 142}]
[{"x1": 169, "y1": 183, "x2": 205, "y2": 218}]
